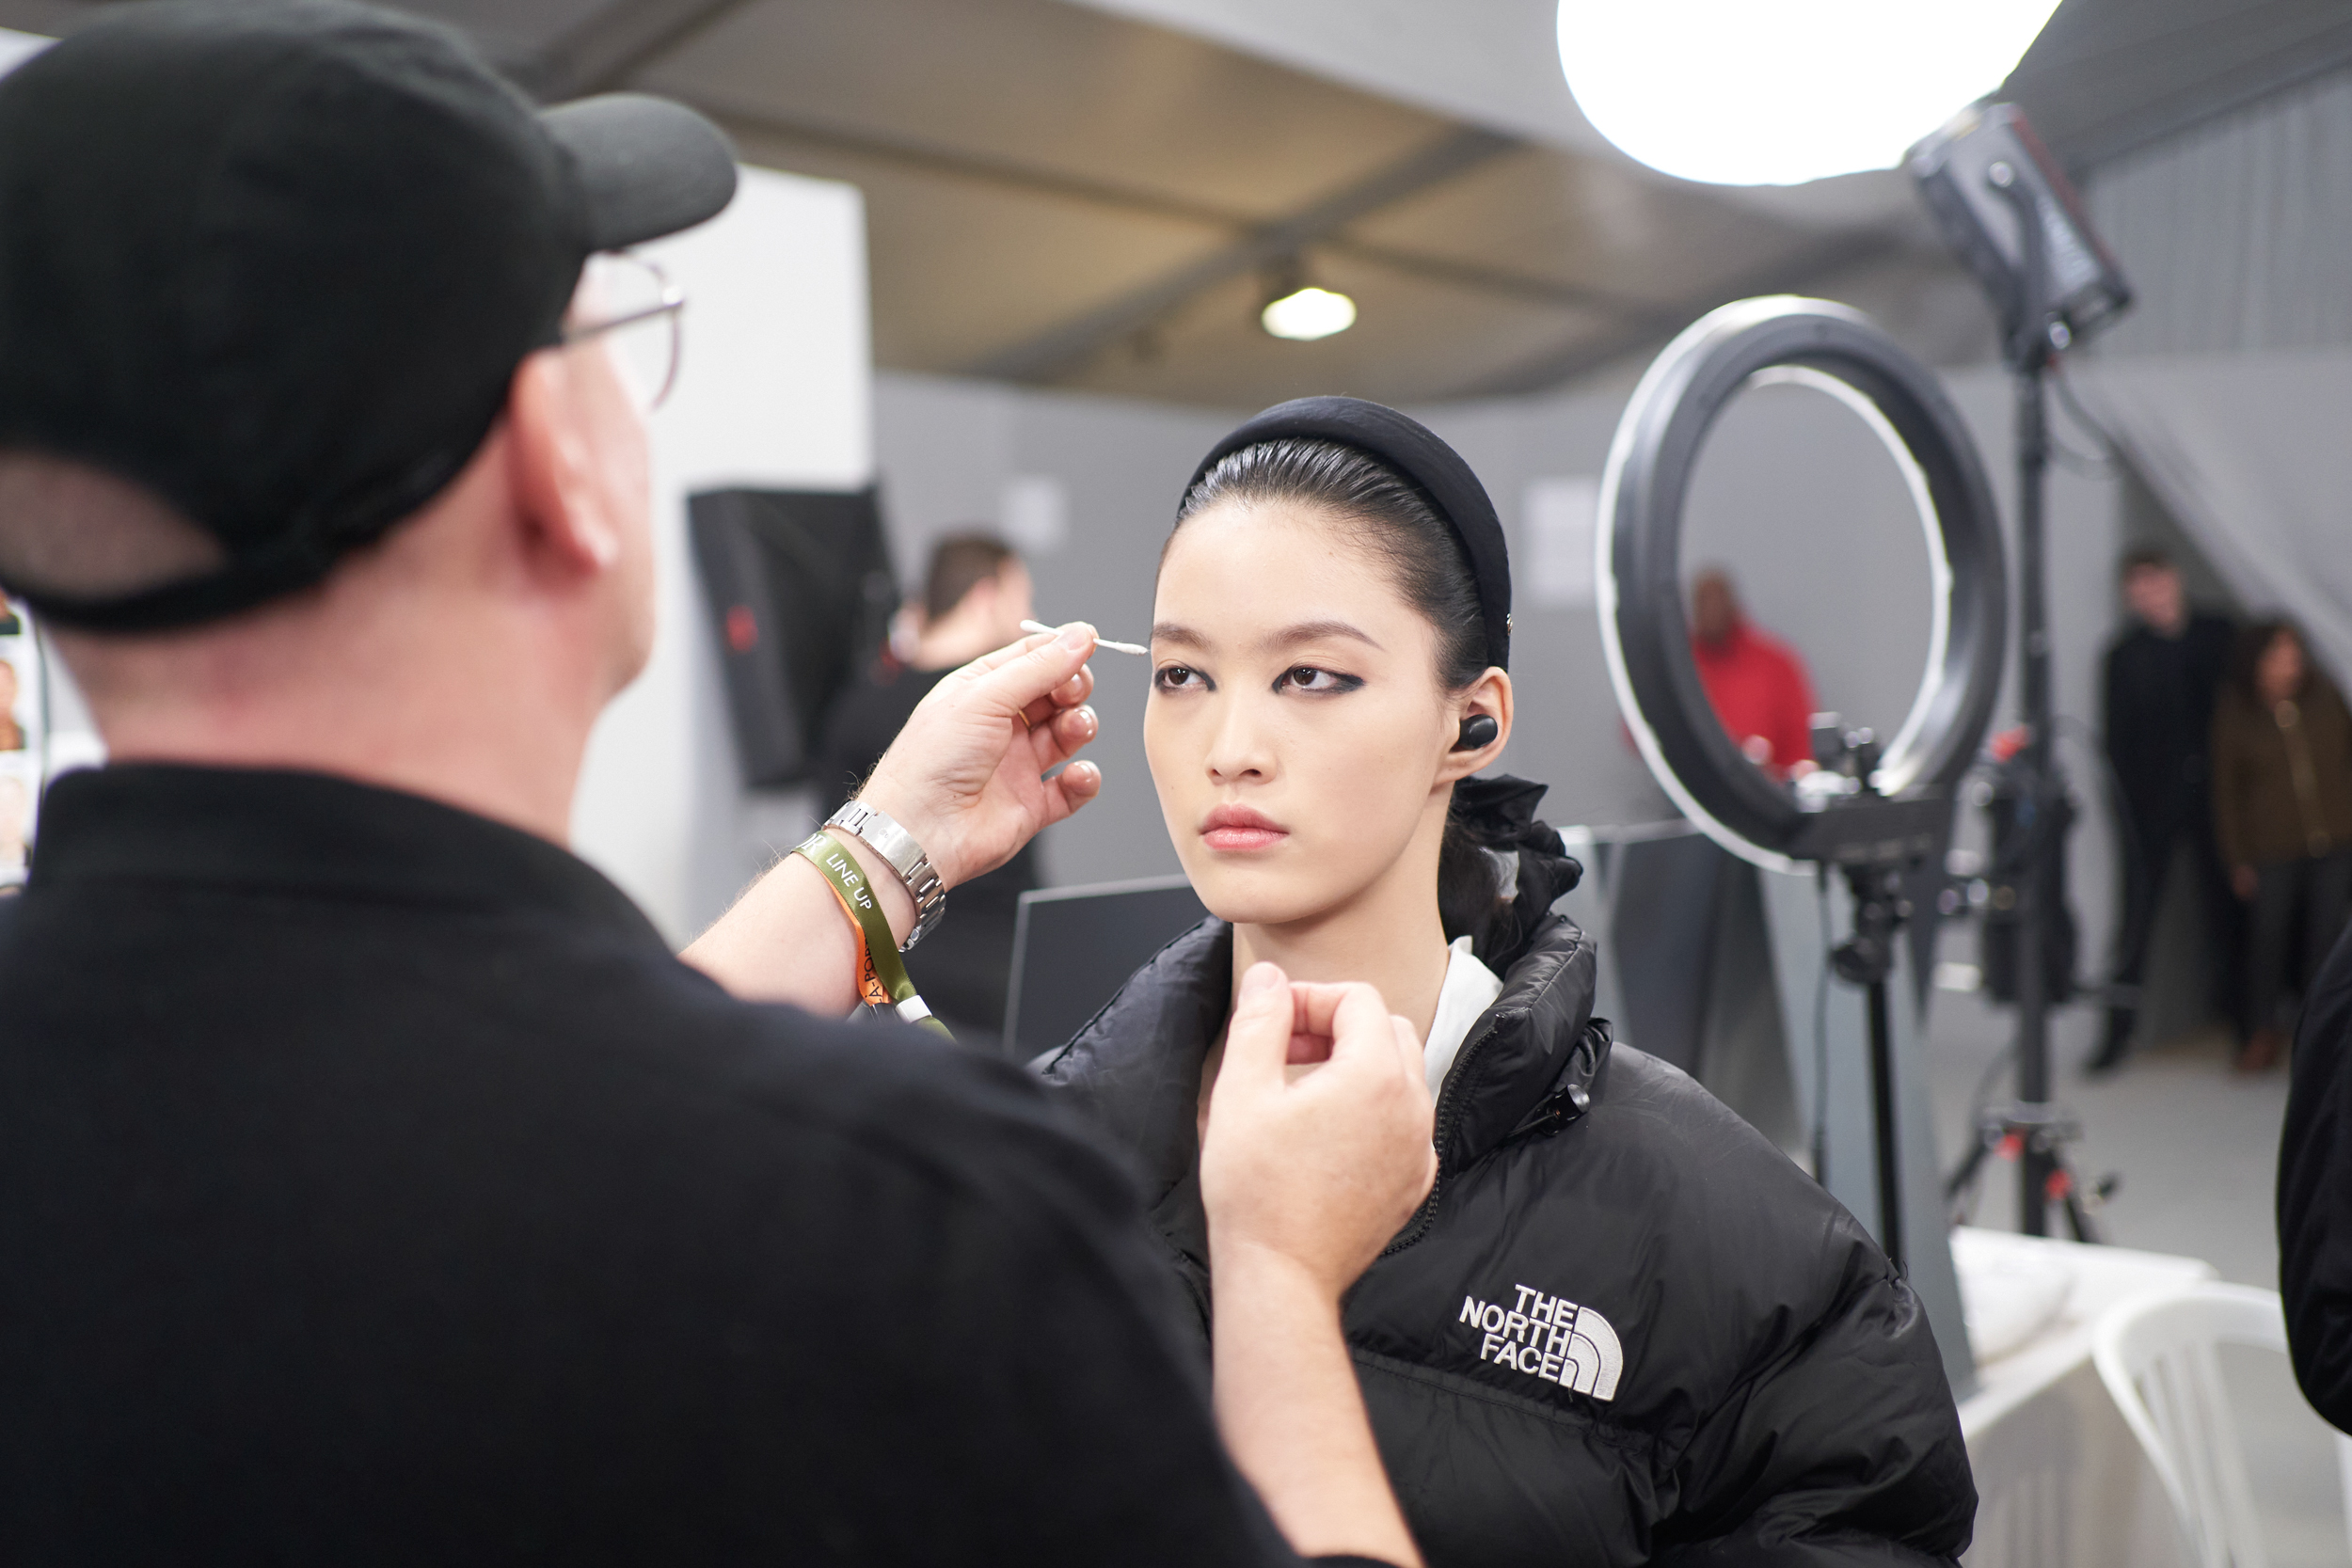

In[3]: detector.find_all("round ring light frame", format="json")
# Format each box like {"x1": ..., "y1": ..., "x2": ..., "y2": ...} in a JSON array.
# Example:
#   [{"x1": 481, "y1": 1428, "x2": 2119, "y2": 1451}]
[{"x1": 1597, "y1": 296, "x2": 2009, "y2": 874}]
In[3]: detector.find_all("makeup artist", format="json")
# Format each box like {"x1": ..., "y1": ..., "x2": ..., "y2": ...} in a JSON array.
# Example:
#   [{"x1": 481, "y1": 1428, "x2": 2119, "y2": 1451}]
[{"x1": 0, "y1": 6, "x2": 1437, "y2": 1563}]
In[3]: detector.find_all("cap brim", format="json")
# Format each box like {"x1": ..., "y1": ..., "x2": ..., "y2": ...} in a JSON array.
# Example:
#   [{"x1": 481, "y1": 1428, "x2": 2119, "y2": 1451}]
[{"x1": 541, "y1": 93, "x2": 739, "y2": 252}]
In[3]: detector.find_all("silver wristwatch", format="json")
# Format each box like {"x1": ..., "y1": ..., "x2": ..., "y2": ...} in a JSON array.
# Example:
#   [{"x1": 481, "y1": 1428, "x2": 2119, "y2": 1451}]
[{"x1": 824, "y1": 800, "x2": 947, "y2": 951}]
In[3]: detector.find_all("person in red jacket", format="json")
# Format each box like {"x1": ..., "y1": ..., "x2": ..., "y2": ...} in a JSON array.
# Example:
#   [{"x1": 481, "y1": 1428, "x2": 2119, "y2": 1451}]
[{"x1": 1691, "y1": 568, "x2": 1820, "y2": 779}]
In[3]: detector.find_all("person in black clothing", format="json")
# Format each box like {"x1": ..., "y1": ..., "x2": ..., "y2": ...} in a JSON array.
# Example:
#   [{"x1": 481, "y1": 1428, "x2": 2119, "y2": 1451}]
[
  {"x1": 816, "y1": 532, "x2": 1041, "y2": 1043},
  {"x1": 2090, "y1": 546, "x2": 2239, "y2": 1071},
  {"x1": 0, "y1": 7, "x2": 1439, "y2": 1563},
  {"x1": 1039, "y1": 400, "x2": 1974, "y2": 1565},
  {"x1": 2278, "y1": 916, "x2": 2352, "y2": 1433}
]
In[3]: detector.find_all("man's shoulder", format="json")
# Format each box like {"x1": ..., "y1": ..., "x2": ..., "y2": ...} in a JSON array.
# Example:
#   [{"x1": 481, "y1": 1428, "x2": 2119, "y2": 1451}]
[
  {"x1": 645, "y1": 976, "x2": 1132, "y2": 1210},
  {"x1": 1738, "y1": 626, "x2": 1809, "y2": 679}
]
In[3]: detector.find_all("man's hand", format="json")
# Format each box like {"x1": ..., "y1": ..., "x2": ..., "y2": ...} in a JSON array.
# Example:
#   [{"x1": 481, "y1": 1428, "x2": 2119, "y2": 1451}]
[
  {"x1": 1202, "y1": 964, "x2": 1438, "y2": 1295},
  {"x1": 1200, "y1": 962, "x2": 1433, "y2": 1567},
  {"x1": 859, "y1": 623, "x2": 1104, "y2": 889},
  {"x1": 681, "y1": 623, "x2": 1102, "y2": 1009}
]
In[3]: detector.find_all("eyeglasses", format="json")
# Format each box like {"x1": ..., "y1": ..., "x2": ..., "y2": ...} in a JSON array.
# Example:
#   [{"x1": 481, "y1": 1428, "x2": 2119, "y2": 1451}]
[{"x1": 562, "y1": 251, "x2": 685, "y2": 410}]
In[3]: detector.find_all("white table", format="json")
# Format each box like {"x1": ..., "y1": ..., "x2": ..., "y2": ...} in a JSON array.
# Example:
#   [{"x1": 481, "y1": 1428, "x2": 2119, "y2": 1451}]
[{"x1": 1953, "y1": 1227, "x2": 2217, "y2": 1568}]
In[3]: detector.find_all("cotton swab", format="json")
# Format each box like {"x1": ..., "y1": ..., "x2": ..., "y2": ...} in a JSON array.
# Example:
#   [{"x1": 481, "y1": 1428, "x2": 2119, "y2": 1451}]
[{"x1": 1022, "y1": 619, "x2": 1147, "y2": 656}]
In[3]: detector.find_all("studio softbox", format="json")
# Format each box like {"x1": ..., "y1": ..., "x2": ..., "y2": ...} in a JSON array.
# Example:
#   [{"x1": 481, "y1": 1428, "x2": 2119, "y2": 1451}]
[{"x1": 689, "y1": 486, "x2": 898, "y2": 788}]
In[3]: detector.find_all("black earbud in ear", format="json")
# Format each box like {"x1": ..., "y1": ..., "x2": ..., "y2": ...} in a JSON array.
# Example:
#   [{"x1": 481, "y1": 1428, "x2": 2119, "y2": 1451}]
[{"x1": 1454, "y1": 714, "x2": 1500, "y2": 752}]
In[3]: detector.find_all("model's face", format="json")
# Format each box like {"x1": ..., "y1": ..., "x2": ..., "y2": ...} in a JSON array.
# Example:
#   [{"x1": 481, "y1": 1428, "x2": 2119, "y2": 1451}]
[
  {"x1": 2124, "y1": 565, "x2": 2185, "y2": 635},
  {"x1": 1146, "y1": 500, "x2": 1467, "y2": 928}
]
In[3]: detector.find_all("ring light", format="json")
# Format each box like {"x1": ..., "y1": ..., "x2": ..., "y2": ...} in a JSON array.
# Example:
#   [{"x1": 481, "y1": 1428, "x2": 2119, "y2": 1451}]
[{"x1": 1597, "y1": 295, "x2": 2008, "y2": 874}]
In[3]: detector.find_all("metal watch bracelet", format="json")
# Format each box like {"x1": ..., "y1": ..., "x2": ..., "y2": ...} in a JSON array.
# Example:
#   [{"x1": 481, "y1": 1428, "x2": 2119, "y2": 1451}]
[{"x1": 823, "y1": 800, "x2": 946, "y2": 951}]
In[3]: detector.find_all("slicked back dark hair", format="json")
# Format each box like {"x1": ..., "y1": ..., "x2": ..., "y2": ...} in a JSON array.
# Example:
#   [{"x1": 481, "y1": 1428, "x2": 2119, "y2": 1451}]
[{"x1": 1171, "y1": 436, "x2": 1506, "y2": 949}]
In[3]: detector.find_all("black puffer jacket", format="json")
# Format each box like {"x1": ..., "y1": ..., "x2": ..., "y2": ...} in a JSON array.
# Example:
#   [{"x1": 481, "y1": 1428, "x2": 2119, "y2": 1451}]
[{"x1": 1039, "y1": 914, "x2": 1975, "y2": 1565}]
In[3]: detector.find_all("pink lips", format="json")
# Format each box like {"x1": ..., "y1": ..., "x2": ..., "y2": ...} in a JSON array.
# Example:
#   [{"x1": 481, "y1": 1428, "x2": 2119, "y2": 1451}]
[{"x1": 1200, "y1": 803, "x2": 1287, "y2": 852}]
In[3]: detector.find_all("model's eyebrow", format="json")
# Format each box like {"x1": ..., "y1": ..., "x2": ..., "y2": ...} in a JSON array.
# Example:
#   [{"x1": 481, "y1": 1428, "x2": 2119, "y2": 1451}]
[
  {"x1": 1261, "y1": 619, "x2": 1382, "y2": 654},
  {"x1": 1152, "y1": 620, "x2": 1383, "y2": 657},
  {"x1": 1150, "y1": 619, "x2": 1384, "y2": 655}
]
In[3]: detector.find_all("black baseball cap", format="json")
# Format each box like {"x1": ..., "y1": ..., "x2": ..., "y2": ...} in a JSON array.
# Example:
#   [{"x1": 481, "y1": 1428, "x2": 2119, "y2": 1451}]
[{"x1": 0, "y1": 0, "x2": 739, "y2": 631}]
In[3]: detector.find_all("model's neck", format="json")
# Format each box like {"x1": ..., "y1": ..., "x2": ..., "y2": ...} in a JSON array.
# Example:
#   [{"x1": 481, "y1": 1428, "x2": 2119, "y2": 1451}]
[{"x1": 1228, "y1": 815, "x2": 1455, "y2": 1044}]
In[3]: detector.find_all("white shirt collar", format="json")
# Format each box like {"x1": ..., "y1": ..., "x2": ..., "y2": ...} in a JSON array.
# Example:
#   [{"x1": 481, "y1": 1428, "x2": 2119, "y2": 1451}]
[{"x1": 1422, "y1": 935, "x2": 1504, "y2": 1098}]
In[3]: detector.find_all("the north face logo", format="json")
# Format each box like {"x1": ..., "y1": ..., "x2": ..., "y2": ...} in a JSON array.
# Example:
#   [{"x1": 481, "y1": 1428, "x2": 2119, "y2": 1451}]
[{"x1": 1458, "y1": 1283, "x2": 1623, "y2": 1402}]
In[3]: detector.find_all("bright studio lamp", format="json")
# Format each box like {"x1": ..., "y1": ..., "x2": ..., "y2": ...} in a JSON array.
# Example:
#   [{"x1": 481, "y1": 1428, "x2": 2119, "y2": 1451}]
[
  {"x1": 1260, "y1": 284, "x2": 1356, "y2": 341},
  {"x1": 1556, "y1": 0, "x2": 2061, "y2": 186}
]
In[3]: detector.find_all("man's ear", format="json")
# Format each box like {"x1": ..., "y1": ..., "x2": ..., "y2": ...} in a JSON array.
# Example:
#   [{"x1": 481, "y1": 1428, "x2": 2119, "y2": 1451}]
[
  {"x1": 506, "y1": 348, "x2": 623, "y2": 577},
  {"x1": 1439, "y1": 668, "x2": 1514, "y2": 784}
]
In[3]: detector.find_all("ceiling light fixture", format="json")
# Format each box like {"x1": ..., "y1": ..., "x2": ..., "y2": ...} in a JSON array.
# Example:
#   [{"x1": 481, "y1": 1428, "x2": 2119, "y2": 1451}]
[
  {"x1": 1260, "y1": 284, "x2": 1357, "y2": 341},
  {"x1": 1555, "y1": 0, "x2": 2062, "y2": 186}
]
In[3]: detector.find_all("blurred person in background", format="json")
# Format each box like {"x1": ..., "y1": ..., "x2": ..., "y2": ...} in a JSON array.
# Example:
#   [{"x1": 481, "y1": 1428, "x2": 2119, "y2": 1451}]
[
  {"x1": 1689, "y1": 566, "x2": 1818, "y2": 780},
  {"x1": 814, "y1": 533, "x2": 1040, "y2": 1045},
  {"x1": 2212, "y1": 619, "x2": 2352, "y2": 1072},
  {"x1": 2091, "y1": 546, "x2": 2238, "y2": 1072}
]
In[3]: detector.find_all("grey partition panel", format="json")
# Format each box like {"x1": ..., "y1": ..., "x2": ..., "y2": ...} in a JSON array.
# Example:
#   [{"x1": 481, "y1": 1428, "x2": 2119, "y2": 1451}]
[{"x1": 1005, "y1": 875, "x2": 1211, "y2": 1061}]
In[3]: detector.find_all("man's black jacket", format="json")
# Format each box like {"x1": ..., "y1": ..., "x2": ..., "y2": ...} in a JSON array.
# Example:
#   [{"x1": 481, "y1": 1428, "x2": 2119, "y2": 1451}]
[
  {"x1": 0, "y1": 765, "x2": 1314, "y2": 1565},
  {"x1": 1041, "y1": 915, "x2": 1977, "y2": 1566}
]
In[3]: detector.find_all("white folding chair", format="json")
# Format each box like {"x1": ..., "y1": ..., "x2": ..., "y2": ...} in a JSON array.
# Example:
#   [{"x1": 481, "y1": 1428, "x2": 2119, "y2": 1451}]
[
  {"x1": 2340, "y1": 1431, "x2": 2352, "y2": 1558},
  {"x1": 2091, "y1": 1281, "x2": 2283, "y2": 1568}
]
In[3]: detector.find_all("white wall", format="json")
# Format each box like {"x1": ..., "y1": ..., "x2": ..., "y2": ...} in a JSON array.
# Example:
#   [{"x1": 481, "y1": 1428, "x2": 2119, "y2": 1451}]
[
  {"x1": 2086, "y1": 63, "x2": 2352, "y2": 359},
  {"x1": 571, "y1": 166, "x2": 872, "y2": 942}
]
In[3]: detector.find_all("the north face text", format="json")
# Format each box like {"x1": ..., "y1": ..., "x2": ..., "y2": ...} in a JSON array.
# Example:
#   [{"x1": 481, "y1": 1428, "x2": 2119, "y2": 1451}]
[{"x1": 1459, "y1": 1283, "x2": 1623, "y2": 1401}]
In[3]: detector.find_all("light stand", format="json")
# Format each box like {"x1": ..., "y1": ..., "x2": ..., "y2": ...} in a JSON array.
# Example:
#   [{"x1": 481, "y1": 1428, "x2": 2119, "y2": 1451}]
[
  {"x1": 1979, "y1": 164, "x2": 2090, "y2": 1240},
  {"x1": 1807, "y1": 726, "x2": 1914, "y2": 1272},
  {"x1": 1906, "y1": 102, "x2": 2133, "y2": 1243}
]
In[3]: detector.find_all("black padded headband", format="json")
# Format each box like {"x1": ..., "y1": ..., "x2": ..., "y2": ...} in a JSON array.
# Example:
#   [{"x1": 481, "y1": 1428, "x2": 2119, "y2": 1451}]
[{"x1": 1184, "y1": 396, "x2": 1511, "y2": 671}]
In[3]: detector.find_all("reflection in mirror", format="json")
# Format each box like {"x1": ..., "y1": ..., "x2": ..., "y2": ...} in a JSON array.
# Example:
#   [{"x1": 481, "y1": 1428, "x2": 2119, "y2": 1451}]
[{"x1": 1680, "y1": 372, "x2": 1938, "y2": 790}]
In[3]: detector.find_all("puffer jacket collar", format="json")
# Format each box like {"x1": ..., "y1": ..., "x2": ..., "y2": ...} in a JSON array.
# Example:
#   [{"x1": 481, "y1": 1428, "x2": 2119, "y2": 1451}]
[{"x1": 1040, "y1": 912, "x2": 1610, "y2": 1190}]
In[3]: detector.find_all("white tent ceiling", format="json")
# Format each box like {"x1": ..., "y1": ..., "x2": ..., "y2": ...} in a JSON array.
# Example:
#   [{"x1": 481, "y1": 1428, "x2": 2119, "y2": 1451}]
[{"x1": 8, "y1": 0, "x2": 2344, "y2": 406}]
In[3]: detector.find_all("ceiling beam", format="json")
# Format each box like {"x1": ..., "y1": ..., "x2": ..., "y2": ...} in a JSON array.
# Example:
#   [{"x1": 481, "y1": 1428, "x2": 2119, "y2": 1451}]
[
  {"x1": 717, "y1": 104, "x2": 1650, "y2": 318},
  {"x1": 2044, "y1": 21, "x2": 2352, "y2": 171},
  {"x1": 719, "y1": 105, "x2": 1248, "y2": 230},
  {"x1": 964, "y1": 125, "x2": 1521, "y2": 383},
  {"x1": 515, "y1": 0, "x2": 756, "y2": 102},
  {"x1": 1448, "y1": 230, "x2": 1909, "y2": 399}
]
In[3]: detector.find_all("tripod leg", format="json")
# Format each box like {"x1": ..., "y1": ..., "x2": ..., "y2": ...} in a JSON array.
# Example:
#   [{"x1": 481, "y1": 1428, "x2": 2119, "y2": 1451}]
[
  {"x1": 2061, "y1": 1171, "x2": 2101, "y2": 1244},
  {"x1": 1867, "y1": 978, "x2": 1904, "y2": 1273},
  {"x1": 1945, "y1": 1127, "x2": 1993, "y2": 1202}
]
